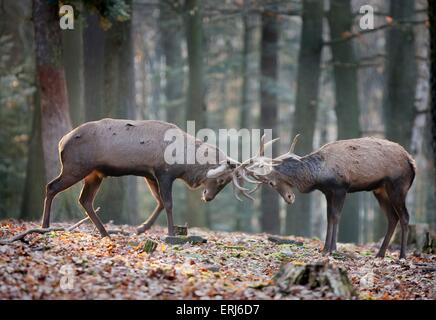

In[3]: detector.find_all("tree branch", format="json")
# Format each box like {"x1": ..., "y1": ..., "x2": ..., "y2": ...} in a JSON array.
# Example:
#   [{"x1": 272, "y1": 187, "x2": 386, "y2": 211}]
[
  {"x1": 0, "y1": 208, "x2": 131, "y2": 244},
  {"x1": 324, "y1": 19, "x2": 427, "y2": 46},
  {"x1": 0, "y1": 227, "x2": 65, "y2": 244},
  {"x1": 66, "y1": 207, "x2": 100, "y2": 231},
  {"x1": 352, "y1": 9, "x2": 428, "y2": 18}
]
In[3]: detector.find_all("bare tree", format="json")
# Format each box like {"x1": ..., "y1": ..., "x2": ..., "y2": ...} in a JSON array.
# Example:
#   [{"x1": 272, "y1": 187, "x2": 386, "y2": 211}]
[
  {"x1": 160, "y1": 0, "x2": 184, "y2": 126},
  {"x1": 100, "y1": 2, "x2": 139, "y2": 225},
  {"x1": 287, "y1": 0, "x2": 324, "y2": 237},
  {"x1": 33, "y1": 0, "x2": 76, "y2": 220},
  {"x1": 184, "y1": 0, "x2": 207, "y2": 228},
  {"x1": 33, "y1": 0, "x2": 72, "y2": 183},
  {"x1": 62, "y1": 2, "x2": 85, "y2": 127},
  {"x1": 260, "y1": 10, "x2": 280, "y2": 234},
  {"x1": 429, "y1": 0, "x2": 436, "y2": 193},
  {"x1": 83, "y1": 13, "x2": 105, "y2": 121},
  {"x1": 327, "y1": 0, "x2": 360, "y2": 242},
  {"x1": 384, "y1": 0, "x2": 417, "y2": 148}
]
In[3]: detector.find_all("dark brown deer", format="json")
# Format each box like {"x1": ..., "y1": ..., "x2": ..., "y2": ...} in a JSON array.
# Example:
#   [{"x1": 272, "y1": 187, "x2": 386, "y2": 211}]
[
  {"x1": 245, "y1": 135, "x2": 416, "y2": 259},
  {"x1": 41, "y1": 118, "x2": 251, "y2": 237}
]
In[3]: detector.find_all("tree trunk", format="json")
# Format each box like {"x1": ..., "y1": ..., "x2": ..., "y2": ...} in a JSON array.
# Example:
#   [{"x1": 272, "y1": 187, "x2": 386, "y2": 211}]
[
  {"x1": 429, "y1": 0, "x2": 436, "y2": 195},
  {"x1": 375, "y1": 0, "x2": 418, "y2": 240},
  {"x1": 33, "y1": 0, "x2": 72, "y2": 182},
  {"x1": 236, "y1": 2, "x2": 256, "y2": 233},
  {"x1": 62, "y1": 2, "x2": 84, "y2": 127},
  {"x1": 158, "y1": 0, "x2": 186, "y2": 228},
  {"x1": 83, "y1": 13, "x2": 105, "y2": 121},
  {"x1": 160, "y1": 0, "x2": 184, "y2": 126},
  {"x1": 328, "y1": 0, "x2": 360, "y2": 243},
  {"x1": 98, "y1": 5, "x2": 138, "y2": 225},
  {"x1": 119, "y1": 7, "x2": 139, "y2": 225},
  {"x1": 184, "y1": 0, "x2": 207, "y2": 228},
  {"x1": 20, "y1": 92, "x2": 45, "y2": 220},
  {"x1": 286, "y1": 0, "x2": 323, "y2": 237},
  {"x1": 384, "y1": 0, "x2": 417, "y2": 149},
  {"x1": 33, "y1": 0, "x2": 76, "y2": 220},
  {"x1": 260, "y1": 11, "x2": 280, "y2": 234}
]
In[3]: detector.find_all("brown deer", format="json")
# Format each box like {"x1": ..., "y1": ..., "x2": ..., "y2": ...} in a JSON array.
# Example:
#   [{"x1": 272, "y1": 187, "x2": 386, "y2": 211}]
[
  {"x1": 245, "y1": 135, "x2": 416, "y2": 259},
  {"x1": 41, "y1": 118, "x2": 251, "y2": 237}
]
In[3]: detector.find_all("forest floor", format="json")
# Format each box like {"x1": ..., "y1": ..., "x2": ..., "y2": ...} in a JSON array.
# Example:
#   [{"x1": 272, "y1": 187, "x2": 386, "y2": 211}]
[{"x1": 0, "y1": 219, "x2": 435, "y2": 300}]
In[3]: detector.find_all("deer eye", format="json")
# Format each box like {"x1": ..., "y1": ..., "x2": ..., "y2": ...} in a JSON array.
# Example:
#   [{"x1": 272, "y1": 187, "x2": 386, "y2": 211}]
[
  {"x1": 218, "y1": 178, "x2": 224, "y2": 185},
  {"x1": 269, "y1": 181, "x2": 276, "y2": 187}
]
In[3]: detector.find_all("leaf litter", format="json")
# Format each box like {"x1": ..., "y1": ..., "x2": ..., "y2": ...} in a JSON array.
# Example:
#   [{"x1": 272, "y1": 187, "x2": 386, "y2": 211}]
[{"x1": 0, "y1": 219, "x2": 435, "y2": 300}]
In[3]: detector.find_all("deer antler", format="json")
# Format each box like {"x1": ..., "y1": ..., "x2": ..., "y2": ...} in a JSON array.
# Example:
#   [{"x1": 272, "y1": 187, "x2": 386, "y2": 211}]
[
  {"x1": 231, "y1": 170, "x2": 257, "y2": 201},
  {"x1": 228, "y1": 134, "x2": 281, "y2": 200},
  {"x1": 274, "y1": 134, "x2": 301, "y2": 161}
]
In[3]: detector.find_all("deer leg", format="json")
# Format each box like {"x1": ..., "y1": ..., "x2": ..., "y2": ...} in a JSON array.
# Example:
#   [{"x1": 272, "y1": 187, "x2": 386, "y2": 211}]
[
  {"x1": 386, "y1": 185, "x2": 409, "y2": 259},
  {"x1": 79, "y1": 173, "x2": 109, "y2": 237},
  {"x1": 323, "y1": 192, "x2": 333, "y2": 253},
  {"x1": 41, "y1": 172, "x2": 84, "y2": 228},
  {"x1": 323, "y1": 216, "x2": 333, "y2": 254},
  {"x1": 329, "y1": 191, "x2": 346, "y2": 252},
  {"x1": 397, "y1": 205, "x2": 410, "y2": 259},
  {"x1": 373, "y1": 188, "x2": 399, "y2": 258},
  {"x1": 331, "y1": 223, "x2": 339, "y2": 252},
  {"x1": 156, "y1": 175, "x2": 175, "y2": 236},
  {"x1": 136, "y1": 178, "x2": 164, "y2": 234},
  {"x1": 323, "y1": 190, "x2": 345, "y2": 253}
]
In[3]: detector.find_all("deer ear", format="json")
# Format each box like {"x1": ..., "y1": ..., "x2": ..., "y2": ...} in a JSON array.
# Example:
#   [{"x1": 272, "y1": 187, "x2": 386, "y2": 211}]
[
  {"x1": 207, "y1": 163, "x2": 228, "y2": 178},
  {"x1": 227, "y1": 160, "x2": 237, "y2": 169}
]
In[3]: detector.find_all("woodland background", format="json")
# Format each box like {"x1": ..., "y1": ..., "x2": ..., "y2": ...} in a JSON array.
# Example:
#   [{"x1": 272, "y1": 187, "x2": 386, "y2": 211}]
[{"x1": 0, "y1": 0, "x2": 435, "y2": 244}]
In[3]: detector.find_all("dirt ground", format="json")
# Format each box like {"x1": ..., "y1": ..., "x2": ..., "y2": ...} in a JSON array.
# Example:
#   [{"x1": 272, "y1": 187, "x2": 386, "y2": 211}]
[{"x1": 0, "y1": 219, "x2": 435, "y2": 300}]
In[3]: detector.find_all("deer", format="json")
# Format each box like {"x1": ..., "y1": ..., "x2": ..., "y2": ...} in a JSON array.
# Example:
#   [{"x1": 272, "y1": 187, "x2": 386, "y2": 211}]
[
  {"x1": 41, "y1": 118, "x2": 253, "y2": 237},
  {"x1": 244, "y1": 135, "x2": 416, "y2": 259}
]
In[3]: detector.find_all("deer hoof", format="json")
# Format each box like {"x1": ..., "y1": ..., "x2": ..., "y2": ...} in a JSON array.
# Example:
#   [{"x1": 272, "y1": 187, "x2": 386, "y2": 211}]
[
  {"x1": 100, "y1": 231, "x2": 110, "y2": 238},
  {"x1": 375, "y1": 252, "x2": 385, "y2": 258},
  {"x1": 321, "y1": 247, "x2": 330, "y2": 255},
  {"x1": 136, "y1": 224, "x2": 151, "y2": 234}
]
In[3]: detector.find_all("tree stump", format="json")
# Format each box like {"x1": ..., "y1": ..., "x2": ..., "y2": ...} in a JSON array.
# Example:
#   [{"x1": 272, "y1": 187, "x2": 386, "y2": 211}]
[
  {"x1": 164, "y1": 235, "x2": 207, "y2": 245},
  {"x1": 274, "y1": 262, "x2": 355, "y2": 298},
  {"x1": 142, "y1": 239, "x2": 158, "y2": 253},
  {"x1": 391, "y1": 223, "x2": 436, "y2": 252},
  {"x1": 174, "y1": 224, "x2": 188, "y2": 236},
  {"x1": 268, "y1": 235, "x2": 304, "y2": 246}
]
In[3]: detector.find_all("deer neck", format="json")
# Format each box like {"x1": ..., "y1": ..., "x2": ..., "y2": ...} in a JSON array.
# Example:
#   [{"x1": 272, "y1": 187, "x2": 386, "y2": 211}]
[
  {"x1": 180, "y1": 164, "x2": 211, "y2": 189},
  {"x1": 276, "y1": 153, "x2": 322, "y2": 193}
]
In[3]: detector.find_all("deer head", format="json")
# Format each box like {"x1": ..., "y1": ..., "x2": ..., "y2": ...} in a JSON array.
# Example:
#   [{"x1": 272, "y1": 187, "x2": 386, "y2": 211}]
[{"x1": 243, "y1": 134, "x2": 301, "y2": 204}]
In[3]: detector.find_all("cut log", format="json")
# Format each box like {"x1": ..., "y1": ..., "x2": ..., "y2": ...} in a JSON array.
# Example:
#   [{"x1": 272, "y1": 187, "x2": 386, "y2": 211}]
[
  {"x1": 422, "y1": 232, "x2": 435, "y2": 254},
  {"x1": 274, "y1": 262, "x2": 355, "y2": 298},
  {"x1": 174, "y1": 224, "x2": 188, "y2": 236},
  {"x1": 0, "y1": 227, "x2": 65, "y2": 245},
  {"x1": 142, "y1": 239, "x2": 158, "y2": 253},
  {"x1": 164, "y1": 235, "x2": 207, "y2": 245},
  {"x1": 391, "y1": 223, "x2": 436, "y2": 252},
  {"x1": 268, "y1": 235, "x2": 304, "y2": 246}
]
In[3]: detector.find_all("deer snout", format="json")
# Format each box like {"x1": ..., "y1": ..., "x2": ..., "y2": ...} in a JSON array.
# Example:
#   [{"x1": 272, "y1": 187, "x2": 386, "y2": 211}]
[
  {"x1": 285, "y1": 192, "x2": 295, "y2": 204},
  {"x1": 202, "y1": 190, "x2": 213, "y2": 202}
]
